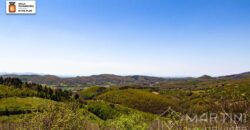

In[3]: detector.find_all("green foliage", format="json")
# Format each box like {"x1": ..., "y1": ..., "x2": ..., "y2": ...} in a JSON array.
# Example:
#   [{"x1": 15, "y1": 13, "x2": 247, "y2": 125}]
[
  {"x1": 159, "y1": 79, "x2": 250, "y2": 114},
  {"x1": 105, "y1": 112, "x2": 149, "y2": 130},
  {"x1": 80, "y1": 86, "x2": 107, "y2": 99},
  {"x1": 0, "y1": 85, "x2": 37, "y2": 98},
  {"x1": 87, "y1": 100, "x2": 119, "y2": 120},
  {"x1": 10, "y1": 100, "x2": 162, "y2": 130},
  {"x1": 86, "y1": 100, "x2": 159, "y2": 130},
  {"x1": 97, "y1": 89, "x2": 178, "y2": 114},
  {"x1": 1, "y1": 77, "x2": 22, "y2": 88},
  {"x1": 0, "y1": 77, "x2": 72, "y2": 101},
  {"x1": 23, "y1": 102, "x2": 88, "y2": 130},
  {"x1": 0, "y1": 97, "x2": 54, "y2": 116}
]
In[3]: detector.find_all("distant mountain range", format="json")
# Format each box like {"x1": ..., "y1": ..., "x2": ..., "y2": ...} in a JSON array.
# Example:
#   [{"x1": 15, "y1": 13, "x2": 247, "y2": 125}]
[
  {"x1": 0, "y1": 74, "x2": 169, "y2": 88},
  {"x1": 1, "y1": 72, "x2": 250, "y2": 88},
  {"x1": 218, "y1": 71, "x2": 250, "y2": 80}
]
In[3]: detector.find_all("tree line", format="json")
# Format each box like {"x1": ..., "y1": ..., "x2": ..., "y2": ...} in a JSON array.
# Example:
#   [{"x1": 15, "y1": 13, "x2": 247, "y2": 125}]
[{"x1": 0, "y1": 77, "x2": 72, "y2": 101}]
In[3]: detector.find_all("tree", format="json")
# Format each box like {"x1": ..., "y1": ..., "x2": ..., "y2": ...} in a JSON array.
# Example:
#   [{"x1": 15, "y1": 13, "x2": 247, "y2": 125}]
[
  {"x1": 3, "y1": 77, "x2": 22, "y2": 88},
  {"x1": 0, "y1": 77, "x2": 3, "y2": 84},
  {"x1": 5, "y1": 107, "x2": 10, "y2": 116},
  {"x1": 74, "y1": 94, "x2": 79, "y2": 100}
]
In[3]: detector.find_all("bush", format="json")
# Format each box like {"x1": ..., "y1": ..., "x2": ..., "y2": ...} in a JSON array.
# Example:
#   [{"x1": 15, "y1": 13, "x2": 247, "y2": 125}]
[{"x1": 87, "y1": 101, "x2": 118, "y2": 120}]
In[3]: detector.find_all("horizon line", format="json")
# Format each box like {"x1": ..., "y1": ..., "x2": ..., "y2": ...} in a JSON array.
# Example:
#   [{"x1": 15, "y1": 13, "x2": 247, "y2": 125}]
[{"x1": 0, "y1": 71, "x2": 249, "y2": 78}]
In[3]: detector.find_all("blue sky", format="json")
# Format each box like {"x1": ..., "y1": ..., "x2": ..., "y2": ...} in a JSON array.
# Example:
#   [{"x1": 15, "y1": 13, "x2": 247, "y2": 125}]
[{"x1": 0, "y1": 0, "x2": 250, "y2": 77}]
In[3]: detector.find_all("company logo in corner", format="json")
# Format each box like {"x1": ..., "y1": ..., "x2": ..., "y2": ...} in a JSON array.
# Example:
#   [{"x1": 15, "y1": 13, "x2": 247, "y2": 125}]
[
  {"x1": 8, "y1": 2, "x2": 16, "y2": 13},
  {"x1": 6, "y1": 0, "x2": 36, "y2": 14}
]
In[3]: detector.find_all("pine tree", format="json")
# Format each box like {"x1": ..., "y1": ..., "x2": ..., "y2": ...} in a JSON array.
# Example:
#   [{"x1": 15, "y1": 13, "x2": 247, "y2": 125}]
[{"x1": 0, "y1": 77, "x2": 3, "y2": 84}]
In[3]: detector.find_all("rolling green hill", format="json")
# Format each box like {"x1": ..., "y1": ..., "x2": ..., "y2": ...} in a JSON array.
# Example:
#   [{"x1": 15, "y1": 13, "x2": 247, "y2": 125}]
[
  {"x1": 0, "y1": 85, "x2": 37, "y2": 98},
  {"x1": 97, "y1": 89, "x2": 179, "y2": 114},
  {"x1": 0, "y1": 97, "x2": 54, "y2": 116}
]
